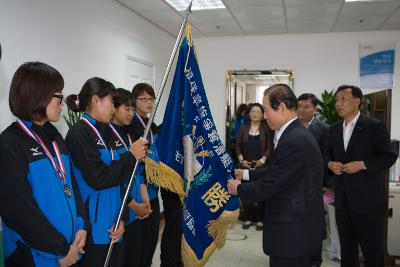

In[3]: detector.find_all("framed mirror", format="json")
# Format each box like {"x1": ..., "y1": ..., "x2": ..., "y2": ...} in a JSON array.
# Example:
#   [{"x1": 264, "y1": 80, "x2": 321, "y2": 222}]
[{"x1": 225, "y1": 69, "x2": 294, "y2": 160}]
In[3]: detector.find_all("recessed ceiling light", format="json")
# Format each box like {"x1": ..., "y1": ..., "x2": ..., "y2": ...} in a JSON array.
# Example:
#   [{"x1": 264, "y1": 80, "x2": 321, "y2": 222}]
[{"x1": 165, "y1": 0, "x2": 226, "y2": 11}]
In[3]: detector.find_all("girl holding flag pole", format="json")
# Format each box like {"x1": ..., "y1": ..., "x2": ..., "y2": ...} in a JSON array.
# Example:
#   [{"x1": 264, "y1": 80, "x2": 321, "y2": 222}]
[
  {"x1": 0, "y1": 62, "x2": 89, "y2": 267},
  {"x1": 65, "y1": 78, "x2": 148, "y2": 267}
]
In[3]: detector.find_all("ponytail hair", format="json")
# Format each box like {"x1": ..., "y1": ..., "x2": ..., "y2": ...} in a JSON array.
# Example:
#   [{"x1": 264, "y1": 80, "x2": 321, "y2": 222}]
[
  {"x1": 66, "y1": 77, "x2": 115, "y2": 112},
  {"x1": 65, "y1": 94, "x2": 81, "y2": 112}
]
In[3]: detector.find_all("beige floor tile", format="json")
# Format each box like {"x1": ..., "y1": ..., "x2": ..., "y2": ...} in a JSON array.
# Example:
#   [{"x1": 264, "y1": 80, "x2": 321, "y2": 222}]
[{"x1": 152, "y1": 222, "x2": 341, "y2": 266}]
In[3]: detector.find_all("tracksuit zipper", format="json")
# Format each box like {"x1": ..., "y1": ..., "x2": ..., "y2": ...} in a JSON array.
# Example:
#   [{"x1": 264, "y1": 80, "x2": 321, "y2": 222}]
[{"x1": 64, "y1": 193, "x2": 75, "y2": 242}]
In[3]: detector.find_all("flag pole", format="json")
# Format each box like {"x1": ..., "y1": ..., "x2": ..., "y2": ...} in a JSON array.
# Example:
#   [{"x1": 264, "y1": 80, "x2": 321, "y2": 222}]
[{"x1": 103, "y1": 2, "x2": 193, "y2": 266}]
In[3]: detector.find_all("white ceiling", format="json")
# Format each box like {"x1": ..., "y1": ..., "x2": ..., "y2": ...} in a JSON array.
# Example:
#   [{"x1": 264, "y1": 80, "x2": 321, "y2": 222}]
[{"x1": 117, "y1": 0, "x2": 400, "y2": 37}]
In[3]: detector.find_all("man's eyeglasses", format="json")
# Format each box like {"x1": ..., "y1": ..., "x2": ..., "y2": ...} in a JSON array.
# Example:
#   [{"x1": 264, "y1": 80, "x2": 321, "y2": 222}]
[
  {"x1": 53, "y1": 94, "x2": 64, "y2": 104},
  {"x1": 137, "y1": 97, "x2": 155, "y2": 103}
]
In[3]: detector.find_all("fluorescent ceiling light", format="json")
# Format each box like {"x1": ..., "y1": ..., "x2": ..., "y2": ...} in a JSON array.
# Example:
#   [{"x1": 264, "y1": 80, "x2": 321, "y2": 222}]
[
  {"x1": 345, "y1": 0, "x2": 392, "y2": 2},
  {"x1": 165, "y1": 0, "x2": 226, "y2": 11}
]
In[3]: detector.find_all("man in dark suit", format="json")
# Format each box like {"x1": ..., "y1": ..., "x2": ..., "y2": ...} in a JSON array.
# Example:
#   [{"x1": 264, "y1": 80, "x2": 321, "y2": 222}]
[
  {"x1": 325, "y1": 85, "x2": 397, "y2": 267},
  {"x1": 297, "y1": 93, "x2": 332, "y2": 187},
  {"x1": 228, "y1": 84, "x2": 325, "y2": 267},
  {"x1": 297, "y1": 93, "x2": 330, "y2": 267},
  {"x1": 297, "y1": 93, "x2": 329, "y2": 151}
]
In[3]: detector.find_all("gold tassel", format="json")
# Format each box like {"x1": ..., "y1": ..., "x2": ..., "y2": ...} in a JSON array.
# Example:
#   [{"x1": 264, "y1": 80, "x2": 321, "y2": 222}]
[
  {"x1": 185, "y1": 22, "x2": 193, "y2": 46},
  {"x1": 143, "y1": 157, "x2": 185, "y2": 200},
  {"x1": 181, "y1": 209, "x2": 240, "y2": 266},
  {"x1": 207, "y1": 209, "x2": 239, "y2": 248},
  {"x1": 184, "y1": 23, "x2": 193, "y2": 73},
  {"x1": 182, "y1": 235, "x2": 217, "y2": 267}
]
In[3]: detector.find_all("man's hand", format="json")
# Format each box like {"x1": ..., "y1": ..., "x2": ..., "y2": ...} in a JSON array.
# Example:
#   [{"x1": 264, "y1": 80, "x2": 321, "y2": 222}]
[
  {"x1": 73, "y1": 230, "x2": 87, "y2": 254},
  {"x1": 234, "y1": 169, "x2": 244, "y2": 181},
  {"x1": 342, "y1": 161, "x2": 365, "y2": 174},
  {"x1": 227, "y1": 179, "x2": 241, "y2": 195},
  {"x1": 328, "y1": 161, "x2": 344, "y2": 175}
]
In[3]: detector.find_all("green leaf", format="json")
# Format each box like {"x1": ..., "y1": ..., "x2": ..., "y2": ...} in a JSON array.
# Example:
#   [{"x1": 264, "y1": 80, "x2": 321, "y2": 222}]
[
  {"x1": 61, "y1": 100, "x2": 82, "y2": 128},
  {"x1": 317, "y1": 90, "x2": 340, "y2": 125}
]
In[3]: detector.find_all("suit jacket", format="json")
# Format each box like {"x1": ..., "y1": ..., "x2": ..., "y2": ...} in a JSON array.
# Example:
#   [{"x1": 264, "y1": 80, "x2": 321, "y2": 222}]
[
  {"x1": 324, "y1": 113, "x2": 397, "y2": 213},
  {"x1": 308, "y1": 117, "x2": 329, "y2": 151},
  {"x1": 308, "y1": 117, "x2": 330, "y2": 187},
  {"x1": 238, "y1": 119, "x2": 324, "y2": 258}
]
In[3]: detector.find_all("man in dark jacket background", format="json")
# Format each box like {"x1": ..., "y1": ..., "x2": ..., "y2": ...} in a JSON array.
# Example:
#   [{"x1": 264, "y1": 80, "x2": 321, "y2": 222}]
[
  {"x1": 325, "y1": 85, "x2": 396, "y2": 267},
  {"x1": 297, "y1": 92, "x2": 330, "y2": 267}
]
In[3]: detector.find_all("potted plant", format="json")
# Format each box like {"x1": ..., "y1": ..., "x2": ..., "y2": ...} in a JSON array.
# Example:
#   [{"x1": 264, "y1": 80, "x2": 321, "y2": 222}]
[
  {"x1": 62, "y1": 102, "x2": 82, "y2": 128},
  {"x1": 318, "y1": 90, "x2": 339, "y2": 125}
]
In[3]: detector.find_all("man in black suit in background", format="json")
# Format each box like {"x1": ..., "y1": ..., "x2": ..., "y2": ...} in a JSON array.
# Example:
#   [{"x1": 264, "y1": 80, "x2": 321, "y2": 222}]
[
  {"x1": 297, "y1": 93, "x2": 330, "y2": 267},
  {"x1": 297, "y1": 93, "x2": 332, "y2": 187},
  {"x1": 297, "y1": 93, "x2": 329, "y2": 151},
  {"x1": 325, "y1": 85, "x2": 397, "y2": 267},
  {"x1": 228, "y1": 84, "x2": 324, "y2": 267}
]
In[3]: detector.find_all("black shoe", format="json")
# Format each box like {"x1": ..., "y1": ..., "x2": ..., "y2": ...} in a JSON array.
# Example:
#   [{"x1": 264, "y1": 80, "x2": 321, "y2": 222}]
[
  {"x1": 242, "y1": 222, "x2": 252, "y2": 229},
  {"x1": 256, "y1": 222, "x2": 263, "y2": 231},
  {"x1": 242, "y1": 224, "x2": 251, "y2": 229}
]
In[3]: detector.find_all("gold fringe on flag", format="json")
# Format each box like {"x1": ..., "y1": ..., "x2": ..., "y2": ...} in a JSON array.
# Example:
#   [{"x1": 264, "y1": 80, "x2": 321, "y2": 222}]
[
  {"x1": 182, "y1": 235, "x2": 216, "y2": 267},
  {"x1": 206, "y1": 209, "x2": 240, "y2": 248},
  {"x1": 181, "y1": 209, "x2": 239, "y2": 267},
  {"x1": 143, "y1": 156, "x2": 185, "y2": 200}
]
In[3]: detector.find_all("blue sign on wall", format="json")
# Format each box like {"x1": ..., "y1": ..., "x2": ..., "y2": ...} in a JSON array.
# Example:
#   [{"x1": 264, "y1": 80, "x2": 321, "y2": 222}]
[{"x1": 360, "y1": 43, "x2": 395, "y2": 89}]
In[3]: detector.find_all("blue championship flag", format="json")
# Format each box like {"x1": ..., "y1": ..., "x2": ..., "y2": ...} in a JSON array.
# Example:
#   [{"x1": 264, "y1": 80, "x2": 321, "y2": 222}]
[{"x1": 144, "y1": 25, "x2": 239, "y2": 266}]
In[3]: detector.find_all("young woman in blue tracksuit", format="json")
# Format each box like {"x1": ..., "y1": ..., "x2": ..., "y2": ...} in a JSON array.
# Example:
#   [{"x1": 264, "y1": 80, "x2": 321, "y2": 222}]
[
  {"x1": 0, "y1": 62, "x2": 90, "y2": 267},
  {"x1": 132, "y1": 85, "x2": 183, "y2": 267},
  {"x1": 65, "y1": 78, "x2": 148, "y2": 267},
  {"x1": 109, "y1": 88, "x2": 153, "y2": 267},
  {"x1": 124, "y1": 83, "x2": 160, "y2": 267}
]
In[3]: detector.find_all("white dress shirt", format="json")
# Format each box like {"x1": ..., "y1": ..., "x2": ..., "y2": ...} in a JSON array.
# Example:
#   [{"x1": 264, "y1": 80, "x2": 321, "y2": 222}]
[
  {"x1": 273, "y1": 117, "x2": 298, "y2": 146},
  {"x1": 305, "y1": 116, "x2": 315, "y2": 129},
  {"x1": 343, "y1": 111, "x2": 360, "y2": 151}
]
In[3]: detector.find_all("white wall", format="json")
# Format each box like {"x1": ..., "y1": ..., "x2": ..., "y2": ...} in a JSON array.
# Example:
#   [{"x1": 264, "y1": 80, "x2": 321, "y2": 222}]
[
  {"x1": 1, "y1": 2, "x2": 399, "y2": 142},
  {"x1": 194, "y1": 31, "x2": 400, "y2": 142},
  {"x1": 0, "y1": 0, "x2": 174, "y2": 135}
]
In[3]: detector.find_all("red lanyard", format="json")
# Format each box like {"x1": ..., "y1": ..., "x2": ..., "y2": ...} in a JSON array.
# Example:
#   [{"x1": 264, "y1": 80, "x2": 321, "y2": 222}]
[
  {"x1": 134, "y1": 113, "x2": 153, "y2": 143},
  {"x1": 17, "y1": 119, "x2": 66, "y2": 181},
  {"x1": 109, "y1": 123, "x2": 132, "y2": 150},
  {"x1": 81, "y1": 117, "x2": 114, "y2": 160}
]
